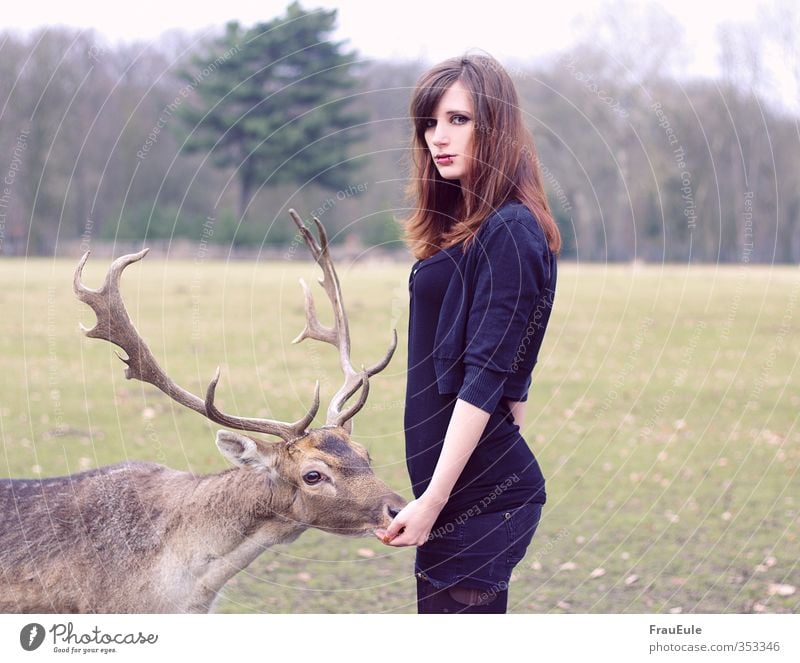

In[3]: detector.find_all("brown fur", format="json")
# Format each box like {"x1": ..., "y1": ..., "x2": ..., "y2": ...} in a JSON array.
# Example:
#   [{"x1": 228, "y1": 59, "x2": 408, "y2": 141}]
[{"x1": 0, "y1": 427, "x2": 405, "y2": 613}]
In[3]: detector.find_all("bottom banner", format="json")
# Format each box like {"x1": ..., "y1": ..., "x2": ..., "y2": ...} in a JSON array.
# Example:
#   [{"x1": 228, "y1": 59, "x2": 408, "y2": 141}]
[{"x1": 1, "y1": 614, "x2": 797, "y2": 662}]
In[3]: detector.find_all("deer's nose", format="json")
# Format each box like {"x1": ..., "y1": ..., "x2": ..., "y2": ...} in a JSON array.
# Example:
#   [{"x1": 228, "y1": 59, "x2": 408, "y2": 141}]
[{"x1": 388, "y1": 505, "x2": 402, "y2": 519}]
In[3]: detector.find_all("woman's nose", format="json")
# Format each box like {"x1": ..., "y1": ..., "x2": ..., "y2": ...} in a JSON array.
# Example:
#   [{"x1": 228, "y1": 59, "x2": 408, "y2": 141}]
[{"x1": 432, "y1": 126, "x2": 448, "y2": 146}]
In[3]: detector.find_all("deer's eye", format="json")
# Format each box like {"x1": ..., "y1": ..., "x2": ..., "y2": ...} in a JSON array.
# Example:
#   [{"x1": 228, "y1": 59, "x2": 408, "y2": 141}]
[{"x1": 303, "y1": 471, "x2": 323, "y2": 485}]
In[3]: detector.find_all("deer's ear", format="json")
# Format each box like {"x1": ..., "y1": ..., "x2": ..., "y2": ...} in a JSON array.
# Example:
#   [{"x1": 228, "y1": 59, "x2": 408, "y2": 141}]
[{"x1": 216, "y1": 430, "x2": 279, "y2": 472}]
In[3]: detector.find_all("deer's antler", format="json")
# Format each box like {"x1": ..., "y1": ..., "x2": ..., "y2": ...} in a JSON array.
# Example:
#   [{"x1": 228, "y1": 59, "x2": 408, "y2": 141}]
[
  {"x1": 288, "y1": 209, "x2": 397, "y2": 432},
  {"x1": 73, "y1": 249, "x2": 319, "y2": 443}
]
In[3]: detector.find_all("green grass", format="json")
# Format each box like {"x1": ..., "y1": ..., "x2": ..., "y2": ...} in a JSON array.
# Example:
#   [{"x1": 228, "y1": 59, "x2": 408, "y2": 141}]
[{"x1": 1, "y1": 256, "x2": 798, "y2": 613}]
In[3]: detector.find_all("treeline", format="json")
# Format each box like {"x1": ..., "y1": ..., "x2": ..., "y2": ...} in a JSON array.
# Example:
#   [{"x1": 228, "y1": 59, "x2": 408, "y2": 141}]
[{"x1": 0, "y1": 3, "x2": 797, "y2": 262}]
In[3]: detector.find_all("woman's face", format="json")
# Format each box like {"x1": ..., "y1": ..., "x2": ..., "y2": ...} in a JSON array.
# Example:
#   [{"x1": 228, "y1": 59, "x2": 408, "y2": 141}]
[{"x1": 424, "y1": 79, "x2": 474, "y2": 181}]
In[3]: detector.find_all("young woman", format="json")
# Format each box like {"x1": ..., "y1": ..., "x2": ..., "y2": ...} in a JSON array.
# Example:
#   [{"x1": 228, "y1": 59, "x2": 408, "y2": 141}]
[{"x1": 376, "y1": 54, "x2": 561, "y2": 614}]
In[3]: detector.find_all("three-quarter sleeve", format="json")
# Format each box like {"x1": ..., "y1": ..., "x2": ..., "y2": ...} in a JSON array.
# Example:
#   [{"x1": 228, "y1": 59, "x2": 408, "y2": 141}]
[{"x1": 456, "y1": 215, "x2": 549, "y2": 413}]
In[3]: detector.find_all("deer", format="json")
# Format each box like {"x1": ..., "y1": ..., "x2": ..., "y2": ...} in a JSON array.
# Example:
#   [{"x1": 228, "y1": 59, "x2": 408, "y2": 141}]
[{"x1": 0, "y1": 210, "x2": 406, "y2": 614}]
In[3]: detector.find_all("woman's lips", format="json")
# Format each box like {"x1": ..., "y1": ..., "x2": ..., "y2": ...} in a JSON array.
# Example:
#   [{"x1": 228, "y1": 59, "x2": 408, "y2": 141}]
[{"x1": 435, "y1": 154, "x2": 454, "y2": 165}]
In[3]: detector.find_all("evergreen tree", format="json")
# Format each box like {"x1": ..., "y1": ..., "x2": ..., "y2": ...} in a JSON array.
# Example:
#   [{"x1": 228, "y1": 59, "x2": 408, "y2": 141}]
[{"x1": 177, "y1": 2, "x2": 364, "y2": 220}]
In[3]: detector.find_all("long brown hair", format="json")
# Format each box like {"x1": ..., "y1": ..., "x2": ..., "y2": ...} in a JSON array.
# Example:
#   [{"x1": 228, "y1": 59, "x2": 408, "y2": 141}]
[{"x1": 403, "y1": 54, "x2": 561, "y2": 260}]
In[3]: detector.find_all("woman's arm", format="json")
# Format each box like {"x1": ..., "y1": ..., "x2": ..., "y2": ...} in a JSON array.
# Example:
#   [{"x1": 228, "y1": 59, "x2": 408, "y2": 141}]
[{"x1": 378, "y1": 398, "x2": 491, "y2": 547}]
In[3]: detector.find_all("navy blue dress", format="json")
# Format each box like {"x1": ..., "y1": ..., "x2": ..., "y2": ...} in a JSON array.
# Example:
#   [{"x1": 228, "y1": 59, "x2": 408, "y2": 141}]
[{"x1": 405, "y1": 240, "x2": 546, "y2": 594}]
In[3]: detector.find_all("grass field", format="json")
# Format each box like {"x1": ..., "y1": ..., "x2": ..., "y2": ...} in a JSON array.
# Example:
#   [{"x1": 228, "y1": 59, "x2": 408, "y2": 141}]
[{"x1": 1, "y1": 255, "x2": 798, "y2": 613}]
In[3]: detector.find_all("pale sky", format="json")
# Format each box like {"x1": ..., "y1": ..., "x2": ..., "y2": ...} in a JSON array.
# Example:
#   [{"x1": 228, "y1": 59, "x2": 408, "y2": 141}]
[
  {"x1": 4, "y1": 0, "x2": 761, "y2": 66},
  {"x1": 5, "y1": 0, "x2": 795, "y2": 109}
]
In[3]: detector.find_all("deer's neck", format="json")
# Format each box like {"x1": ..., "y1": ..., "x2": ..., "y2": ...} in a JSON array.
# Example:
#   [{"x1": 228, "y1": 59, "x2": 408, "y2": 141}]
[{"x1": 160, "y1": 468, "x2": 305, "y2": 611}]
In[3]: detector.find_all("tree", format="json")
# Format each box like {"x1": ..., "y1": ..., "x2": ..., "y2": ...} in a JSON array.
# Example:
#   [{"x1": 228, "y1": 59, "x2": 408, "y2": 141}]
[{"x1": 177, "y1": 1, "x2": 364, "y2": 221}]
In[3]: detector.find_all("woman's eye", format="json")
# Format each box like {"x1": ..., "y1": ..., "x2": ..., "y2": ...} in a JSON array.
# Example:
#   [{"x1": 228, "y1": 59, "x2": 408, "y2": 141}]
[
  {"x1": 303, "y1": 471, "x2": 323, "y2": 485},
  {"x1": 452, "y1": 114, "x2": 470, "y2": 125},
  {"x1": 423, "y1": 118, "x2": 436, "y2": 128}
]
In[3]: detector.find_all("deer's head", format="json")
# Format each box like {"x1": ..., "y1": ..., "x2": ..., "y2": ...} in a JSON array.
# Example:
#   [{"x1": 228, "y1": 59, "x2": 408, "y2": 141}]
[
  {"x1": 217, "y1": 427, "x2": 404, "y2": 535},
  {"x1": 74, "y1": 210, "x2": 405, "y2": 537}
]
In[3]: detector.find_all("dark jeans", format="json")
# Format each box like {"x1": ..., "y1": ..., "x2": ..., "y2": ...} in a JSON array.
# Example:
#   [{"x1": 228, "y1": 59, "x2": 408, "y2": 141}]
[
  {"x1": 417, "y1": 577, "x2": 510, "y2": 613},
  {"x1": 415, "y1": 502, "x2": 543, "y2": 614}
]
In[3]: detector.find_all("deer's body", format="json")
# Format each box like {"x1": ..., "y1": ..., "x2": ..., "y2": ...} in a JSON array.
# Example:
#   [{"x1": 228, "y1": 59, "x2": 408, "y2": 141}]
[
  {"x1": 1, "y1": 462, "x2": 291, "y2": 613},
  {"x1": 0, "y1": 212, "x2": 404, "y2": 613},
  {"x1": 1, "y1": 462, "x2": 303, "y2": 613},
  {"x1": 1, "y1": 428, "x2": 401, "y2": 613}
]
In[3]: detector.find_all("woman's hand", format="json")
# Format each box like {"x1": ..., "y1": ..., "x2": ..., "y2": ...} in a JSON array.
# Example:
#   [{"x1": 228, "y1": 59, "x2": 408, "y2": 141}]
[
  {"x1": 376, "y1": 401, "x2": 489, "y2": 547},
  {"x1": 375, "y1": 494, "x2": 446, "y2": 547}
]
